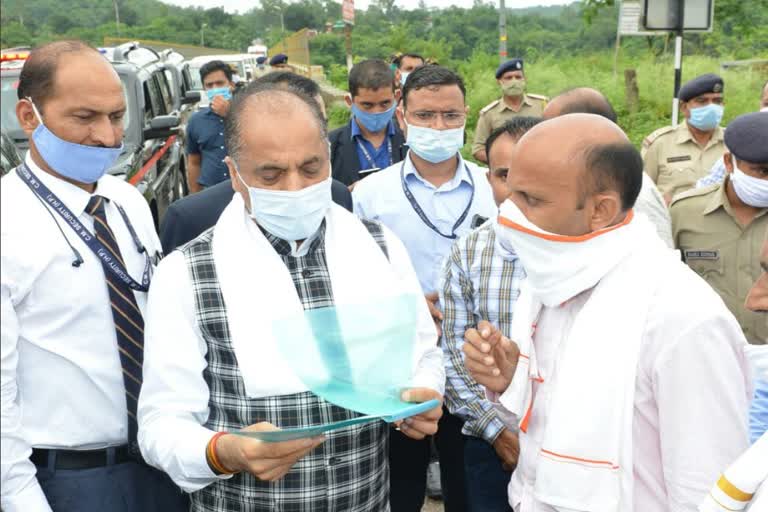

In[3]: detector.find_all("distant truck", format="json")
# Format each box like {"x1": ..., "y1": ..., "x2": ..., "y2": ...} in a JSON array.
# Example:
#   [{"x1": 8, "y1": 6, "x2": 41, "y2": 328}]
[{"x1": 247, "y1": 44, "x2": 267, "y2": 58}]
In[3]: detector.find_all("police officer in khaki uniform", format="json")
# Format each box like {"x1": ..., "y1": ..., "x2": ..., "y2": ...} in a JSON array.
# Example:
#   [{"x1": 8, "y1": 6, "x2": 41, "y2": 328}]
[
  {"x1": 671, "y1": 112, "x2": 768, "y2": 344},
  {"x1": 642, "y1": 73, "x2": 726, "y2": 203},
  {"x1": 472, "y1": 58, "x2": 547, "y2": 163}
]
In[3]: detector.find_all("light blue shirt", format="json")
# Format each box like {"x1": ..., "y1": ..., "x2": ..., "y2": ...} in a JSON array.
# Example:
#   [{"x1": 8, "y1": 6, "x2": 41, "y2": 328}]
[
  {"x1": 751, "y1": 379, "x2": 768, "y2": 444},
  {"x1": 353, "y1": 152, "x2": 497, "y2": 293},
  {"x1": 696, "y1": 156, "x2": 726, "y2": 188}
]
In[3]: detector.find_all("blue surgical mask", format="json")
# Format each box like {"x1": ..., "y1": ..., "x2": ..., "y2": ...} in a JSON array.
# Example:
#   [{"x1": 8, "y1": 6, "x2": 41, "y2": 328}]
[
  {"x1": 28, "y1": 100, "x2": 123, "y2": 184},
  {"x1": 234, "y1": 163, "x2": 332, "y2": 242},
  {"x1": 206, "y1": 87, "x2": 232, "y2": 102},
  {"x1": 405, "y1": 122, "x2": 465, "y2": 164},
  {"x1": 400, "y1": 71, "x2": 410, "y2": 87},
  {"x1": 352, "y1": 103, "x2": 395, "y2": 133},
  {"x1": 688, "y1": 103, "x2": 724, "y2": 131}
]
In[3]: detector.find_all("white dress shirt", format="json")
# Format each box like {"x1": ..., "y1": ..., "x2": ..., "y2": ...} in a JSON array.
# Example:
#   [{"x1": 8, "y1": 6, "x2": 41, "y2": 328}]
[
  {"x1": 497, "y1": 267, "x2": 750, "y2": 511},
  {"x1": 637, "y1": 173, "x2": 674, "y2": 248},
  {"x1": 1, "y1": 155, "x2": 161, "y2": 512},
  {"x1": 353, "y1": 152, "x2": 497, "y2": 293},
  {"x1": 138, "y1": 208, "x2": 445, "y2": 492}
]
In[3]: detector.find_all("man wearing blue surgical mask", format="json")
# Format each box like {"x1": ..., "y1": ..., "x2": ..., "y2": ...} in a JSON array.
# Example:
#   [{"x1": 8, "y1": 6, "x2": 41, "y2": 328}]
[
  {"x1": 185, "y1": 60, "x2": 235, "y2": 193},
  {"x1": 394, "y1": 53, "x2": 425, "y2": 92},
  {"x1": 354, "y1": 65, "x2": 497, "y2": 512},
  {"x1": 642, "y1": 73, "x2": 726, "y2": 202},
  {"x1": 1, "y1": 40, "x2": 185, "y2": 512},
  {"x1": 329, "y1": 59, "x2": 408, "y2": 187}
]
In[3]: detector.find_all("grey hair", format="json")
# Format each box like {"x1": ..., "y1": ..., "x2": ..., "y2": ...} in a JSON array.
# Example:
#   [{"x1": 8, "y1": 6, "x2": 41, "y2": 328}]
[{"x1": 224, "y1": 82, "x2": 328, "y2": 164}]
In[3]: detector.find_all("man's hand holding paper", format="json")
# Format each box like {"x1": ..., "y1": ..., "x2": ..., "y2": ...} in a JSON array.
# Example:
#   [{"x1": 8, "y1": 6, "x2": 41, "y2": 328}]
[
  {"x1": 216, "y1": 423, "x2": 325, "y2": 481},
  {"x1": 395, "y1": 388, "x2": 444, "y2": 440}
]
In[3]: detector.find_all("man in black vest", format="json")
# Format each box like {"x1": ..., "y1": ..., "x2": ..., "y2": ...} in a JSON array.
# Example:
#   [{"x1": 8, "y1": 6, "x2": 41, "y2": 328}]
[{"x1": 329, "y1": 59, "x2": 407, "y2": 187}]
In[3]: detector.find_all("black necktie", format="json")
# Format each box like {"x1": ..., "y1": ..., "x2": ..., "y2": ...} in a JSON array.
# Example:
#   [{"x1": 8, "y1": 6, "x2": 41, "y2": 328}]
[{"x1": 86, "y1": 195, "x2": 143, "y2": 446}]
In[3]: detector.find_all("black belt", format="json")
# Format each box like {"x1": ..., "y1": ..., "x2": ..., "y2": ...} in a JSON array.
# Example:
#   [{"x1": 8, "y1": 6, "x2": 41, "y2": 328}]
[{"x1": 31, "y1": 446, "x2": 133, "y2": 470}]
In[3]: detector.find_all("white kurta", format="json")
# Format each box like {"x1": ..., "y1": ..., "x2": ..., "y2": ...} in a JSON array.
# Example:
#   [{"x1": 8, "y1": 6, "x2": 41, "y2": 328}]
[{"x1": 496, "y1": 264, "x2": 751, "y2": 511}]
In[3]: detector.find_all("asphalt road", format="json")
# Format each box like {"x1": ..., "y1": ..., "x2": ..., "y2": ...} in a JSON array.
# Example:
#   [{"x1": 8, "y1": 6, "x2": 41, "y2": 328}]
[{"x1": 422, "y1": 498, "x2": 444, "y2": 512}]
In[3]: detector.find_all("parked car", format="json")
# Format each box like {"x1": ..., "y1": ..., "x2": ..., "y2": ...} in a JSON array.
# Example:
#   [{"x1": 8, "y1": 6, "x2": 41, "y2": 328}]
[
  {"x1": 1, "y1": 44, "x2": 187, "y2": 227},
  {"x1": 0, "y1": 129, "x2": 22, "y2": 176}
]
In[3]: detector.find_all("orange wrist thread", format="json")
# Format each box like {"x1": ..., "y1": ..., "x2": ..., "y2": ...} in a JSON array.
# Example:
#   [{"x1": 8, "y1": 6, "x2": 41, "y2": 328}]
[{"x1": 207, "y1": 432, "x2": 235, "y2": 475}]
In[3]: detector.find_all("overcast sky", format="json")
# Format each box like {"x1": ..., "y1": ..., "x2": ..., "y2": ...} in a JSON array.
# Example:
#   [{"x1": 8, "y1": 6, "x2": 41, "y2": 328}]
[{"x1": 162, "y1": 0, "x2": 574, "y2": 15}]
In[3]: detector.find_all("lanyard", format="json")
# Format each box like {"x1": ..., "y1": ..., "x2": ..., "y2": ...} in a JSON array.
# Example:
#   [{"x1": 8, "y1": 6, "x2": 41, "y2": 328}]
[
  {"x1": 356, "y1": 136, "x2": 392, "y2": 171},
  {"x1": 400, "y1": 159, "x2": 475, "y2": 240},
  {"x1": 17, "y1": 164, "x2": 153, "y2": 292}
]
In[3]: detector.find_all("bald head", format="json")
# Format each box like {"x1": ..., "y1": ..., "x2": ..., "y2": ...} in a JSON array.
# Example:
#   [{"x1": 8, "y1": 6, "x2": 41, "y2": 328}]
[
  {"x1": 506, "y1": 113, "x2": 642, "y2": 235},
  {"x1": 542, "y1": 87, "x2": 618, "y2": 124}
]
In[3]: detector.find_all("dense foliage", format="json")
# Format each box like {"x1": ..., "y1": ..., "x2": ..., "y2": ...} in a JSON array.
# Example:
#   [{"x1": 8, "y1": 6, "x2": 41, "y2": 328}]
[
  {"x1": 2, "y1": 0, "x2": 766, "y2": 155},
  {"x1": 3, "y1": 0, "x2": 766, "y2": 61}
]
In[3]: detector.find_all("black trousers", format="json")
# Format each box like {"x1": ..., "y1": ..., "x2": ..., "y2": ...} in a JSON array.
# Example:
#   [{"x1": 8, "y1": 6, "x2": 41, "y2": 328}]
[
  {"x1": 389, "y1": 407, "x2": 467, "y2": 512},
  {"x1": 36, "y1": 458, "x2": 188, "y2": 512}
]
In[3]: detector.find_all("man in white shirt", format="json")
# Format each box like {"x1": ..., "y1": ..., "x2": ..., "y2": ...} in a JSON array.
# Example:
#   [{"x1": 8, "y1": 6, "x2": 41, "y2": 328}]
[
  {"x1": 464, "y1": 113, "x2": 751, "y2": 511},
  {"x1": 353, "y1": 65, "x2": 497, "y2": 512},
  {"x1": 137, "y1": 81, "x2": 444, "y2": 512},
  {"x1": 1, "y1": 41, "x2": 186, "y2": 511}
]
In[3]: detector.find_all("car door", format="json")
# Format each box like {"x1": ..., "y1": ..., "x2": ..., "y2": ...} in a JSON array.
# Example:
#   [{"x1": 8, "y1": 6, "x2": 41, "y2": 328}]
[
  {"x1": 137, "y1": 72, "x2": 179, "y2": 225},
  {"x1": 152, "y1": 70, "x2": 183, "y2": 215}
]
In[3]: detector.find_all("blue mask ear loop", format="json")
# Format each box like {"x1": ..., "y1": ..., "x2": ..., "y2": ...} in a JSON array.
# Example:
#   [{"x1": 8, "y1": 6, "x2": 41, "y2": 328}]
[{"x1": 26, "y1": 97, "x2": 45, "y2": 126}]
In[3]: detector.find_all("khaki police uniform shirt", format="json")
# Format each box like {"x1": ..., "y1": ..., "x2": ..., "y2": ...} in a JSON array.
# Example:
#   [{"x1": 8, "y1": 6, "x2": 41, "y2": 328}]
[
  {"x1": 472, "y1": 94, "x2": 548, "y2": 155},
  {"x1": 642, "y1": 122, "x2": 725, "y2": 201},
  {"x1": 670, "y1": 180, "x2": 768, "y2": 344}
]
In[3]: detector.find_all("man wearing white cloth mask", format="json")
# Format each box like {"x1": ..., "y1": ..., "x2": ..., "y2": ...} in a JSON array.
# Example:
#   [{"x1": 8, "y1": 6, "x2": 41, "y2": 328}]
[
  {"x1": 464, "y1": 113, "x2": 751, "y2": 511},
  {"x1": 137, "y1": 82, "x2": 444, "y2": 512},
  {"x1": 671, "y1": 111, "x2": 768, "y2": 344}
]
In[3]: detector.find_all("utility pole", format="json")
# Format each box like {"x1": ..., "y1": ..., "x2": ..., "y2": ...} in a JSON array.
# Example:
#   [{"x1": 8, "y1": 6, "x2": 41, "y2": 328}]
[
  {"x1": 201, "y1": 23, "x2": 207, "y2": 47},
  {"x1": 345, "y1": 24, "x2": 353, "y2": 71},
  {"x1": 671, "y1": 0, "x2": 685, "y2": 126},
  {"x1": 113, "y1": 0, "x2": 121, "y2": 37},
  {"x1": 499, "y1": 0, "x2": 507, "y2": 63}
]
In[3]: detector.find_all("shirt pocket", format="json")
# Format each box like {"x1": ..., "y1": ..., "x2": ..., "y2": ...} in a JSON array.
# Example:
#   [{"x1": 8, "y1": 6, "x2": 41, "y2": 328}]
[
  {"x1": 658, "y1": 163, "x2": 699, "y2": 198},
  {"x1": 684, "y1": 249, "x2": 724, "y2": 284}
]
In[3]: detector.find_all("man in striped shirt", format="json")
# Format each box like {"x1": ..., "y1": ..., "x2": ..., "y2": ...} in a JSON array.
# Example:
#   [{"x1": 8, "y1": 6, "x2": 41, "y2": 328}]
[{"x1": 439, "y1": 117, "x2": 540, "y2": 512}]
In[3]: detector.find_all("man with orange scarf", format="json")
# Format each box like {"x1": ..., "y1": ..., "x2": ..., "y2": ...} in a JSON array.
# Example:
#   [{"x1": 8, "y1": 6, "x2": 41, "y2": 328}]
[{"x1": 464, "y1": 113, "x2": 751, "y2": 511}]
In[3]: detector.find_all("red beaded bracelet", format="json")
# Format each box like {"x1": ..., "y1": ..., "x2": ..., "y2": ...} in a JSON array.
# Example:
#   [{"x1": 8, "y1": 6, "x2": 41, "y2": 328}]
[{"x1": 206, "y1": 432, "x2": 236, "y2": 475}]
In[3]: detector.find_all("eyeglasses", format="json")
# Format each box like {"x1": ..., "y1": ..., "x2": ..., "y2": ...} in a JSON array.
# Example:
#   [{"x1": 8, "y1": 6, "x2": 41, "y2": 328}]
[{"x1": 406, "y1": 110, "x2": 466, "y2": 128}]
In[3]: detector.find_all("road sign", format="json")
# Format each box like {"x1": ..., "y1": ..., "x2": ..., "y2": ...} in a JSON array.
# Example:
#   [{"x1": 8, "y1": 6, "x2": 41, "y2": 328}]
[
  {"x1": 642, "y1": 0, "x2": 714, "y2": 32},
  {"x1": 342, "y1": 0, "x2": 355, "y2": 26},
  {"x1": 618, "y1": 1, "x2": 656, "y2": 36}
]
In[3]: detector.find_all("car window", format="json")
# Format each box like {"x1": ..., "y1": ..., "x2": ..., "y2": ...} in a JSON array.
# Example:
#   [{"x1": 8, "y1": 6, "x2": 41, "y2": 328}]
[
  {"x1": 156, "y1": 71, "x2": 174, "y2": 114},
  {"x1": 181, "y1": 66, "x2": 194, "y2": 93},
  {"x1": 164, "y1": 68, "x2": 179, "y2": 97},
  {"x1": 113, "y1": 71, "x2": 137, "y2": 146},
  {"x1": 144, "y1": 75, "x2": 165, "y2": 120},
  {"x1": 189, "y1": 64, "x2": 202, "y2": 90},
  {"x1": 0, "y1": 76, "x2": 22, "y2": 136}
]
